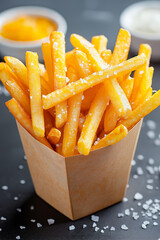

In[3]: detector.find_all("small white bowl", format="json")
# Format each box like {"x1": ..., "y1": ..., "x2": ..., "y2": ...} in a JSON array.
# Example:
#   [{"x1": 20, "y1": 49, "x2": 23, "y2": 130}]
[
  {"x1": 120, "y1": 1, "x2": 160, "y2": 60},
  {"x1": 0, "y1": 6, "x2": 67, "y2": 62}
]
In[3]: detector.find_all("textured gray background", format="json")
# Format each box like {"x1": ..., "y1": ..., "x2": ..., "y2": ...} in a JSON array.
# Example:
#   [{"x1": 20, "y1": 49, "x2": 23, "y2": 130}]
[{"x1": 0, "y1": 0, "x2": 160, "y2": 239}]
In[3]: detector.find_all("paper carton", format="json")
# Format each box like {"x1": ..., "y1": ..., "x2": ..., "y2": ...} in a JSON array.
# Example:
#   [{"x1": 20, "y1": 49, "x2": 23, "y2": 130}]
[{"x1": 17, "y1": 120, "x2": 142, "y2": 220}]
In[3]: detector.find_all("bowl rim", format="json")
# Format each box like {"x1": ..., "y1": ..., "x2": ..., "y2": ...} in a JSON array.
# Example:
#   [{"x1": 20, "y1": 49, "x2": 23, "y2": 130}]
[
  {"x1": 120, "y1": 1, "x2": 160, "y2": 41},
  {"x1": 0, "y1": 6, "x2": 67, "y2": 48}
]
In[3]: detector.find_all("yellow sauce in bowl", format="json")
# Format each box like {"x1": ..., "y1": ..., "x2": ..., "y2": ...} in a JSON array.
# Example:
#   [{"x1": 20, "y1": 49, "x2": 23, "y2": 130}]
[{"x1": 0, "y1": 15, "x2": 57, "y2": 41}]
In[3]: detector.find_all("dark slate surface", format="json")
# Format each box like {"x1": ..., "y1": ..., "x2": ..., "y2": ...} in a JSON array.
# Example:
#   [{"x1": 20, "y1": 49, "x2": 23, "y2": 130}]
[{"x1": 0, "y1": 0, "x2": 160, "y2": 239}]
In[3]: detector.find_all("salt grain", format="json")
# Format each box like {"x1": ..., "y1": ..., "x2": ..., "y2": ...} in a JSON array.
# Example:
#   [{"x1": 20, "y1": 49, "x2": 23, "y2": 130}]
[
  {"x1": 30, "y1": 219, "x2": 36, "y2": 223},
  {"x1": 1, "y1": 216, "x2": 6, "y2": 221},
  {"x1": 118, "y1": 213, "x2": 124, "y2": 218},
  {"x1": 18, "y1": 165, "x2": 24, "y2": 170},
  {"x1": 94, "y1": 227, "x2": 99, "y2": 232},
  {"x1": 91, "y1": 215, "x2": 99, "y2": 222},
  {"x1": 131, "y1": 160, "x2": 136, "y2": 166},
  {"x1": 146, "y1": 120, "x2": 156, "y2": 130},
  {"x1": 101, "y1": 229, "x2": 104, "y2": 233},
  {"x1": 83, "y1": 224, "x2": 87, "y2": 228},
  {"x1": 16, "y1": 208, "x2": 22, "y2": 213},
  {"x1": 20, "y1": 226, "x2": 26, "y2": 229},
  {"x1": 37, "y1": 223, "x2": 42, "y2": 228},
  {"x1": 30, "y1": 205, "x2": 34, "y2": 210},
  {"x1": 137, "y1": 155, "x2": 144, "y2": 160},
  {"x1": 147, "y1": 131, "x2": 155, "y2": 139},
  {"x1": 110, "y1": 226, "x2": 115, "y2": 231},
  {"x1": 20, "y1": 180, "x2": 26, "y2": 185},
  {"x1": 121, "y1": 224, "x2": 128, "y2": 230},
  {"x1": 47, "y1": 219, "x2": 55, "y2": 226},
  {"x1": 14, "y1": 196, "x2": 18, "y2": 200},
  {"x1": 154, "y1": 139, "x2": 160, "y2": 146},
  {"x1": 16, "y1": 236, "x2": 20, "y2": 239},
  {"x1": 146, "y1": 185, "x2": 153, "y2": 190},
  {"x1": 123, "y1": 197, "x2": 128, "y2": 202},
  {"x1": 134, "y1": 193, "x2": 143, "y2": 200},
  {"x1": 153, "y1": 222, "x2": 158, "y2": 226},
  {"x1": 1, "y1": 185, "x2": 8, "y2": 191},
  {"x1": 69, "y1": 225, "x2": 75, "y2": 231},
  {"x1": 148, "y1": 158, "x2": 155, "y2": 165},
  {"x1": 137, "y1": 167, "x2": 144, "y2": 175},
  {"x1": 92, "y1": 222, "x2": 97, "y2": 227}
]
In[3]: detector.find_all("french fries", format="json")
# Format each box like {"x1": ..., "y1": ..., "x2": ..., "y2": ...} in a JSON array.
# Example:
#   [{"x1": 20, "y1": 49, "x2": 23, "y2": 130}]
[
  {"x1": 91, "y1": 35, "x2": 108, "y2": 54},
  {"x1": 1, "y1": 29, "x2": 159, "y2": 157},
  {"x1": 47, "y1": 127, "x2": 61, "y2": 145},
  {"x1": 92, "y1": 124, "x2": 128, "y2": 150},
  {"x1": 0, "y1": 63, "x2": 30, "y2": 115},
  {"x1": 78, "y1": 86, "x2": 109, "y2": 155},
  {"x1": 26, "y1": 51, "x2": 45, "y2": 138},
  {"x1": 50, "y1": 31, "x2": 67, "y2": 128},
  {"x1": 43, "y1": 54, "x2": 146, "y2": 109}
]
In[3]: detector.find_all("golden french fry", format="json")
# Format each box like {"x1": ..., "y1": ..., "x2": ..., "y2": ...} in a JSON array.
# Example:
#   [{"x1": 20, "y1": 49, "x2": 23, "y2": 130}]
[
  {"x1": 44, "y1": 110, "x2": 54, "y2": 136},
  {"x1": 65, "y1": 50, "x2": 75, "y2": 68},
  {"x1": 105, "y1": 78, "x2": 132, "y2": 117},
  {"x1": 43, "y1": 54, "x2": 146, "y2": 109},
  {"x1": 133, "y1": 87, "x2": 152, "y2": 108},
  {"x1": 101, "y1": 49, "x2": 112, "y2": 64},
  {"x1": 0, "y1": 63, "x2": 30, "y2": 115},
  {"x1": 62, "y1": 50, "x2": 91, "y2": 157},
  {"x1": 130, "y1": 44, "x2": 151, "y2": 107},
  {"x1": 26, "y1": 51, "x2": 45, "y2": 137},
  {"x1": 4, "y1": 56, "x2": 28, "y2": 88},
  {"x1": 42, "y1": 42, "x2": 54, "y2": 90},
  {"x1": 62, "y1": 66, "x2": 82, "y2": 156},
  {"x1": 78, "y1": 113, "x2": 86, "y2": 133},
  {"x1": 91, "y1": 35, "x2": 108, "y2": 54},
  {"x1": 6, "y1": 98, "x2": 52, "y2": 149},
  {"x1": 81, "y1": 85, "x2": 100, "y2": 111},
  {"x1": 104, "y1": 104, "x2": 119, "y2": 133},
  {"x1": 50, "y1": 31, "x2": 67, "y2": 128},
  {"x1": 47, "y1": 127, "x2": 61, "y2": 145},
  {"x1": 78, "y1": 86, "x2": 109, "y2": 155},
  {"x1": 4, "y1": 56, "x2": 50, "y2": 95},
  {"x1": 92, "y1": 124, "x2": 128, "y2": 150},
  {"x1": 104, "y1": 77, "x2": 134, "y2": 134},
  {"x1": 119, "y1": 90, "x2": 160, "y2": 130},
  {"x1": 110, "y1": 28, "x2": 131, "y2": 65},
  {"x1": 70, "y1": 33, "x2": 107, "y2": 71},
  {"x1": 132, "y1": 67, "x2": 154, "y2": 110},
  {"x1": 120, "y1": 76, "x2": 134, "y2": 99}
]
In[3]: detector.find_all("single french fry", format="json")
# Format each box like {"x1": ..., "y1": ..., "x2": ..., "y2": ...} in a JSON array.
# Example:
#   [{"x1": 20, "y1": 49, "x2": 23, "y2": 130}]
[
  {"x1": 47, "y1": 127, "x2": 61, "y2": 145},
  {"x1": 4, "y1": 56, "x2": 28, "y2": 88},
  {"x1": 131, "y1": 67, "x2": 154, "y2": 110},
  {"x1": 105, "y1": 78, "x2": 132, "y2": 117},
  {"x1": 104, "y1": 104, "x2": 119, "y2": 133},
  {"x1": 50, "y1": 31, "x2": 67, "y2": 128},
  {"x1": 62, "y1": 49, "x2": 91, "y2": 157},
  {"x1": 26, "y1": 51, "x2": 45, "y2": 137},
  {"x1": 130, "y1": 44, "x2": 151, "y2": 107},
  {"x1": 43, "y1": 54, "x2": 146, "y2": 109},
  {"x1": 110, "y1": 29, "x2": 131, "y2": 65},
  {"x1": 0, "y1": 63, "x2": 30, "y2": 115},
  {"x1": 81, "y1": 85, "x2": 100, "y2": 111},
  {"x1": 4, "y1": 56, "x2": 50, "y2": 95},
  {"x1": 78, "y1": 86, "x2": 109, "y2": 155},
  {"x1": 62, "y1": 66, "x2": 82, "y2": 156},
  {"x1": 91, "y1": 35, "x2": 108, "y2": 54},
  {"x1": 78, "y1": 113, "x2": 86, "y2": 133},
  {"x1": 70, "y1": 33, "x2": 107, "y2": 71},
  {"x1": 6, "y1": 98, "x2": 52, "y2": 149},
  {"x1": 101, "y1": 49, "x2": 112, "y2": 64},
  {"x1": 42, "y1": 42, "x2": 54, "y2": 90},
  {"x1": 39, "y1": 63, "x2": 46, "y2": 77},
  {"x1": 74, "y1": 50, "x2": 92, "y2": 77},
  {"x1": 119, "y1": 90, "x2": 160, "y2": 130},
  {"x1": 133, "y1": 87, "x2": 152, "y2": 108},
  {"x1": 44, "y1": 110, "x2": 54, "y2": 136},
  {"x1": 92, "y1": 124, "x2": 128, "y2": 150},
  {"x1": 120, "y1": 76, "x2": 134, "y2": 99},
  {"x1": 65, "y1": 50, "x2": 75, "y2": 68},
  {"x1": 104, "y1": 77, "x2": 134, "y2": 133}
]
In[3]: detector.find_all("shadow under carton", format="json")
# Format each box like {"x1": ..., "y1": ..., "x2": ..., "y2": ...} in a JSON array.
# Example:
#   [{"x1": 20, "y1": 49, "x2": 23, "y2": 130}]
[{"x1": 17, "y1": 120, "x2": 142, "y2": 220}]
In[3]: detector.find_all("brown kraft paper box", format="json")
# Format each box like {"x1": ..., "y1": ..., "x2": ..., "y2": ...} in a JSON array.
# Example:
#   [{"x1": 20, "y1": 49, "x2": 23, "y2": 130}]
[{"x1": 17, "y1": 120, "x2": 142, "y2": 220}]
